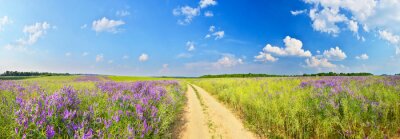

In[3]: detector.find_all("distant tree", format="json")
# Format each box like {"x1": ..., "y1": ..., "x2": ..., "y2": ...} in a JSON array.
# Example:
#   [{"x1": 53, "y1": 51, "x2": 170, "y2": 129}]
[
  {"x1": 302, "y1": 72, "x2": 373, "y2": 77},
  {"x1": 0, "y1": 71, "x2": 71, "y2": 76}
]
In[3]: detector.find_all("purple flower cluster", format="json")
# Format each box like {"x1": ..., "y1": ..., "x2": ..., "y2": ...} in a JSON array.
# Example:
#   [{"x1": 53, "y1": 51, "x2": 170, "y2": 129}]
[
  {"x1": 14, "y1": 86, "x2": 85, "y2": 138},
  {"x1": 5, "y1": 80, "x2": 183, "y2": 138},
  {"x1": 95, "y1": 81, "x2": 181, "y2": 138},
  {"x1": 74, "y1": 76, "x2": 103, "y2": 82}
]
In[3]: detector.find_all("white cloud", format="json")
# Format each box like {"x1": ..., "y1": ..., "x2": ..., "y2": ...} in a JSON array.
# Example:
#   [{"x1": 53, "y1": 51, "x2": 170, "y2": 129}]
[
  {"x1": 305, "y1": 56, "x2": 336, "y2": 68},
  {"x1": 356, "y1": 53, "x2": 369, "y2": 60},
  {"x1": 213, "y1": 54, "x2": 243, "y2": 68},
  {"x1": 116, "y1": 10, "x2": 130, "y2": 17},
  {"x1": 254, "y1": 52, "x2": 278, "y2": 62},
  {"x1": 173, "y1": 6, "x2": 200, "y2": 25},
  {"x1": 213, "y1": 31, "x2": 225, "y2": 40},
  {"x1": 108, "y1": 60, "x2": 113, "y2": 64},
  {"x1": 199, "y1": 0, "x2": 217, "y2": 8},
  {"x1": 379, "y1": 30, "x2": 399, "y2": 44},
  {"x1": 173, "y1": 0, "x2": 217, "y2": 24},
  {"x1": 348, "y1": 20, "x2": 359, "y2": 34},
  {"x1": 23, "y1": 22, "x2": 51, "y2": 45},
  {"x1": 92, "y1": 17, "x2": 125, "y2": 33},
  {"x1": 309, "y1": 7, "x2": 348, "y2": 36},
  {"x1": 0, "y1": 16, "x2": 12, "y2": 31},
  {"x1": 205, "y1": 26, "x2": 224, "y2": 40},
  {"x1": 139, "y1": 53, "x2": 149, "y2": 62},
  {"x1": 122, "y1": 55, "x2": 129, "y2": 59},
  {"x1": 82, "y1": 52, "x2": 89, "y2": 56},
  {"x1": 186, "y1": 41, "x2": 195, "y2": 51},
  {"x1": 379, "y1": 30, "x2": 400, "y2": 54},
  {"x1": 323, "y1": 46, "x2": 347, "y2": 61},
  {"x1": 209, "y1": 25, "x2": 215, "y2": 32},
  {"x1": 204, "y1": 11, "x2": 214, "y2": 17},
  {"x1": 96, "y1": 54, "x2": 104, "y2": 62},
  {"x1": 263, "y1": 36, "x2": 312, "y2": 57},
  {"x1": 291, "y1": 9, "x2": 307, "y2": 15},
  {"x1": 302, "y1": 0, "x2": 400, "y2": 49},
  {"x1": 65, "y1": 52, "x2": 71, "y2": 56},
  {"x1": 4, "y1": 22, "x2": 51, "y2": 50}
]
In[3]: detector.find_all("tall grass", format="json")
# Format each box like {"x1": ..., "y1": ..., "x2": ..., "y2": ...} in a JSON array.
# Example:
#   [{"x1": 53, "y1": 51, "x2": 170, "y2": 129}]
[
  {"x1": 0, "y1": 76, "x2": 186, "y2": 138},
  {"x1": 190, "y1": 76, "x2": 400, "y2": 138}
]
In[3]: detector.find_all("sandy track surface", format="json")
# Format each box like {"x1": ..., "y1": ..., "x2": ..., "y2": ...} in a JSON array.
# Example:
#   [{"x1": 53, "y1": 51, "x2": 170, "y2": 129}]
[
  {"x1": 180, "y1": 84, "x2": 211, "y2": 139},
  {"x1": 180, "y1": 84, "x2": 256, "y2": 139}
]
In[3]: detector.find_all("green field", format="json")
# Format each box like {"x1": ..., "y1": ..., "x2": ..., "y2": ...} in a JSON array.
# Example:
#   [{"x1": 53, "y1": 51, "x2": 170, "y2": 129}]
[
  {"x1": 0, "y1": 76, "x2": 186, "y2": 138},
  {"x1": 189, "y1": 76, "x2": 400, "y2": 138},
  {"x1": 1, "y1": 75, "x2": 400, "y2": 138}
]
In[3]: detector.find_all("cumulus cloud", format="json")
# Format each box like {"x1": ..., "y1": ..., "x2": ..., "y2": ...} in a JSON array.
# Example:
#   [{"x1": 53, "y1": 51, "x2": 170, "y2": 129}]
[
  {"x1": 96, "y1": 54, "x2": 104, "y2": 62},
  {"x1": 116, "y1": 10, "x2": 130, "y2": 17},
  {"x1": 204, "y1": 11, "x2": 214, "y2": 17},
  {"x1": 254, "y1": 36, "x2": 312, "y2": 63},
  {"x1": 199, "y1": 0, "x2": 217, "y2": 8},
  {"x1": 213, "y1": 54, "x2": 243, "y2": 68},
  {"x1": 0, "y1": 16, "x2": 12, "y2": 31},
  {"x1": 378, "y1": 30, "x2": 400, "y2": 54},
  {"x1": 173, "y1": 6, "x2": 200, "y2": 25},
  {"x1": 264, "y1": 36, "x2": 312, "y2": 57},
  {"x1": 309, "y1": 8, "x2": 348, "y2": 36},
  {"x1": 348, "y1": 20, "x2": 359, "y2": 34},
  {"x1": 4, "y1": 22, "x2": 51, "y2": 50},
  {"x1": 302, "y1": 0, "x2": 400, "y2": 48},
  {"x1": 186, "y1": 41, "x2": 195, "y2": 51},
  {"x1": 139, "y1": 53, "x2": 149, "y2": 62},
  {"x1": 173, "y1": 0, "x2": 217, "y2": 25},
  {"x1": 92, "y1": 17, "x2": 125, "y2": 33},
  {"x1": 356, "y1": 53, "x2": 369, "y2": 60},
  {"x1": 379, "y1": 30, "x2": 399, "y2": 44},
  {"x1": 254, "y1": 52, "x2": 278, "y2": 62},
  {"x1": 305, "y1": 56, "x2": 336, "y2": 68},
  {"x1": 23, "y1": 22, "x2": 51, "y2": 45},
  {"x1": 205, "y1": 25, "x2": 224, "y2": 40},
  {"x1": 323, "y1": 46, "x2": 347, "y2": 61},
  {"x1": 209, "y1": 25, "x2": 215, "y2": 32},
  {"x1": 213, "y1": 31, "x2": 225, "y2": 40},
  {"x1": 291, "y1": 9, "x2": 307, "y2": 15}
]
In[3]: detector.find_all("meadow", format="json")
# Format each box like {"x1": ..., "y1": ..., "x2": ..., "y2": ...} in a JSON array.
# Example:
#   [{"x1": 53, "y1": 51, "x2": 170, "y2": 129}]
[
  {"x1": 1, "y1": 75, "x2": 400, "y2": 138},
  {"x1": 190, "y1": 76, "x2": 400, "y2": 138},
  {"x1": 0, "y1": 76, "x2": 186, "y2": 138}
]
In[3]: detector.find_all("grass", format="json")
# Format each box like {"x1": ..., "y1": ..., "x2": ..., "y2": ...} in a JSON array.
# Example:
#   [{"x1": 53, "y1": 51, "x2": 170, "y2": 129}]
[
  {"x1": 0, "y1": 76, "x2": 186, "y2": 138},
  {"x1": 189, "y1": 76, "x2": 400, "y2": 138},
  {"x1": 0, "y1": 76, "x2": 39, "y2": 80},
  {"x1": 108, "y1": 76, "x2": 175, "y2": 82}
]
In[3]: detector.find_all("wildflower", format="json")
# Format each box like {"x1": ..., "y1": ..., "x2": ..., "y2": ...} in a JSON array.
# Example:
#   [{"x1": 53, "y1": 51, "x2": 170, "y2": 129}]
[{"x1": 46, "y1": 125, "x2": 55, "y2": 138}]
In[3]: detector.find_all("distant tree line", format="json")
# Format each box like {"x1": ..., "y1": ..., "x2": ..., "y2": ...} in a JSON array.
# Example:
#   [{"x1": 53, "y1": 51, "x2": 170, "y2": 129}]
[
  {"x1": 302, "y1": 72, "x2": 373, "y2": 76},
  {"x1": 0, "y1": 71, "x2": 71, "y2": 76},
  {"x1": 200, "y1": 72, "x2": 374, "y2": 78},
  {"x1": 200, "y1": 73, "x2": 288, "y2": 78},
  {"x1": 396, "y1": 73, "x2": 400, "y2": 76}
]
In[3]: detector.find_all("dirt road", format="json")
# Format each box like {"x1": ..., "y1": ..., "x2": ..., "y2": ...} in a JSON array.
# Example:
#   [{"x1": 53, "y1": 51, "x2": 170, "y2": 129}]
[{"x1": 180, "y1": 84, "x2": 256, "y2": 139}]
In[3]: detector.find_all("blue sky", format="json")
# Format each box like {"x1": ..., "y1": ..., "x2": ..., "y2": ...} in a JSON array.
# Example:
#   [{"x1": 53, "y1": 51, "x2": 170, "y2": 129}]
[{"x1": 0, "y1": 0, "x2": 399, "y2": 76}]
